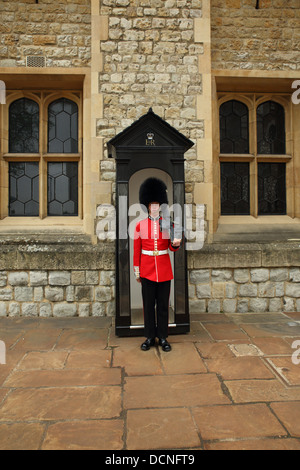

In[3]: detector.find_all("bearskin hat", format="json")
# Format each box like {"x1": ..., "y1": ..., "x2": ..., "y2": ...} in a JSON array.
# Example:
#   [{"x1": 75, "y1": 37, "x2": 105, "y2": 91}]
[{"x1": 139, "y1": 177, "x2": 168, "y2": 208}]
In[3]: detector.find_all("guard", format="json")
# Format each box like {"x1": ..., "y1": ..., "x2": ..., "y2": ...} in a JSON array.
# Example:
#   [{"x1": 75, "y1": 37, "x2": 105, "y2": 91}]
[{"x1": 133, "y1": 177, "x2": 182, "y2": 352}]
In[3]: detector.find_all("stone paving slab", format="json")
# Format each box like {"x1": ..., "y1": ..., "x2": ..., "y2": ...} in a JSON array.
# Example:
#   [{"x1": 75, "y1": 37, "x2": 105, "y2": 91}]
[
  {"x1": 192, "y1": 404, "x2": 287, "y2": 441},
  {"x1": 0, "y1": 312, "x2": 300, "y2": 450}
]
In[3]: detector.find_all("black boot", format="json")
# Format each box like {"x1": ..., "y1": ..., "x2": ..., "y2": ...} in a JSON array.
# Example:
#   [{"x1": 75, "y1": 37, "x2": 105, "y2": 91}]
[
  {"x1": 141, "y1": 338, "x2": 155, "y2": 351},
  {"x1": 159, "y1": 338, "x2": 172, "y2": 352}
]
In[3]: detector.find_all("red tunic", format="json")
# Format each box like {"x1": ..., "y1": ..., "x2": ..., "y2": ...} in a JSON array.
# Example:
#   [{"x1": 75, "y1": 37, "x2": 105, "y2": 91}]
[{"x1": 133, "y1": 217, "x2": 180, "y2": 283}]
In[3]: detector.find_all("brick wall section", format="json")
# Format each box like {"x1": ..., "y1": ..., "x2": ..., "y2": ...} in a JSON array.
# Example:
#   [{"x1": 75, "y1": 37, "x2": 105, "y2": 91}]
[
  {"x1": 0, "y1": 0, "x2": 91, "y2": 67},
  {"x1": 211, "y1": 0, "x2": 300, "y2": 71}
]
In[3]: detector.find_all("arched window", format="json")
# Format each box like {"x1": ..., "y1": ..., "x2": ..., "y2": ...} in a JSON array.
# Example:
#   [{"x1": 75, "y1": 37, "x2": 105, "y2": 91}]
[
  {"x1": 257, "y1": 101, "x2": 285, "y2": 154},
  {"x1": 9, "y1": 98, "x2": 39, "y2": 153},
  {"x1": 219, "y1": 100, "x2": 249, "y2": 154},
  {"x1": 48, "y1": 98, "x2": 78, "y2": 153}
]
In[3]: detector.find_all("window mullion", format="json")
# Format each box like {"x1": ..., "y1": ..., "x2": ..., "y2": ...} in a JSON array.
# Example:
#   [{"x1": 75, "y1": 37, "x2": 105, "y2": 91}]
[{"x1": 40, "y1": 92, "x2": 46, "y2": 219}]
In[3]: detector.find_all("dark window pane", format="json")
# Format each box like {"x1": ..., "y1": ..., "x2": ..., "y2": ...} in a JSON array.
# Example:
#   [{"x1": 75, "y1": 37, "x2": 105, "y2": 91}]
[
  {"x1": 257, "y1": 101, "x2": 286, "y2": 154},
  {"x1": 258, "y1": 163, "x2": 286, "y2": 215},
  {"x1": 220, "y1": 100, "x2": 249, "y2": 154},
  {"x1": 47, "y1": 162, "x2": 78, "y2": 216},
  {"x1": 9, "y1": 98, "x2": 39, "y2": 153},
  {"x1": 48, "y1": 98, "x2": 78, "y2": 153},
  {"x1": 9, "y1": 162, "x2": 39, "y2": 216},
  {"x1": 221, "y1": 162, "x2": 250, "y2": 215}
]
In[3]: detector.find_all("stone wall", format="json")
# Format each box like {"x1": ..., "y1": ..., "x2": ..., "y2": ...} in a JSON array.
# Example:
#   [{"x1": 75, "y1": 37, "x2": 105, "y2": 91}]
[
  {"x1": 0, "y1": 0, "x2": 91, "y2": 67},
  {"x1": 211, "y1": 0, "x2": 300, "y2": 71},
  {"x1": 0, "y1": 269, "x2": 115, "y2": 318},
  {"x1": 188, "y1": 242, "x2": 300, "y2": 314},
  {"x1": 0, "y1": 238, "x2": 299, "y2": 317},
  {"x1": 98, "y1": 0, "x2": 204, "y2": 187},
  {"x1": 189, "y1": 267, "x2": 300, "y2": 314},
  {"x1": 0, "y1": 237, "x2": 115, "y2": 318}
]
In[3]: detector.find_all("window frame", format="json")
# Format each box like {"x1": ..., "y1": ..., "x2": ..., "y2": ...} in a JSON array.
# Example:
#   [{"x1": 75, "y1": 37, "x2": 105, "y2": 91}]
[
  {"x1": 218, "y1": 93, "x2": 293, "y2": 218},
  {"x1": 0, "y1": 90, "x2": 83, "y2": 220}
]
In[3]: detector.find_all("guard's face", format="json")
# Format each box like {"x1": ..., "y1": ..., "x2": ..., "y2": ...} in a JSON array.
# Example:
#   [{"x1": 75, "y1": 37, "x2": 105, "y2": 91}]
[{"x1": 148, "y1": 202, "x2": 160, "y2": 216}]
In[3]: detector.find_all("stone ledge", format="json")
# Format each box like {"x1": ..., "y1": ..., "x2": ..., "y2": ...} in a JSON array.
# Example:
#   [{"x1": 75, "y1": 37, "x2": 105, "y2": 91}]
[
  {"x1": 188, "y1": 242, "x2": 300, "y2": 269},
  {"x1": 0, "y1": 237, "x2": 115, "y2": 271}
]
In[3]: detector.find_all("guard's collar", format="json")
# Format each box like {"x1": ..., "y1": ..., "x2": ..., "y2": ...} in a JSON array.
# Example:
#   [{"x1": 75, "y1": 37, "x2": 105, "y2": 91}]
[{"x1": 148, "y1": 215, "x2": 160, "y2": 221}]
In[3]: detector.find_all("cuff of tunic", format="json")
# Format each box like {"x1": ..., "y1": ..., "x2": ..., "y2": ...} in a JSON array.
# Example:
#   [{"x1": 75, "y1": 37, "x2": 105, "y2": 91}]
[{"x1": 134, "y1": 266, "x2": 140, "y2": 279}]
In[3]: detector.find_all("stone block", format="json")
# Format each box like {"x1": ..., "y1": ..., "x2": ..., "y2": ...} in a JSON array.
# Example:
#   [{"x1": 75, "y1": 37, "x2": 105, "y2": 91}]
[
  {"x1": 269, "y1": 268, "x2": 288, "y2": 282},
  {"x1": 269, "y1": 298, "x2": 282, "y2": 312},
  {"x1": 34, "y1": 287, "x2": 44, "y2": 302},
  {"x1": 237, "y1": 300, "x2": 249, "y2": 313},
  {"x1": 0, "y1": 302, "x2": 7, "y2": 317},
  {"x1": 100, "y1": 271, "x2": 115, "y2": 286},
  {"x1": 212, "y1": 282, "x2": 225, "y2": 298},
  {"x1": 285, "y1": 284, "x2": 300, "y2": 298},
  {"x1": 86, "y1": 271, "x2": 99, "y2": 285},
  {"x1": 290, "y1": 268, "x2": 300, "y2": 282},
  {"x1": 14, "y1": 287, "x2": 33, "y2": 302},
  {"x1": 234, "y1": 269, "x2": 250, "y2": 284},
  {"x1": 8, "y1": 272, "x2": 29, "y2": 286},
  {"x1": 249, "y1": 299, "x2": 268, "y2": 313},
  {"x1": 95, "y1": 286, "x2": 112, "y2": 301},
  {"x1": 207, "y1": 300, "x2": 221, "y2": 313},
  {"x1": 45, "y1": 287, "x2": 64, "y2": 302},
  {"x1": 250, "y1": 269, "x2": 269, "y2": 283},
  {"x1": 39, "y1": 303, "x2": 52, "y2": 318},
  {"x1": 196, "y1": 284, "x2": 211, "y2": 299},
  {"x1": 225, "y1": 283, "x2": 237, "y2": 299},
  {"x1": 78, "y1": 303, "x2": 90, "y2": 317},
  {"x1": 53, "y1": 304, "x2": 77, "y2": 317},
  {"x1": 0, "y1": 272, "x2": 7, "y2": 287},
  {"x1": 239, "y1": 284, "x2": 257, "y2": 297},
  {"x1": 189, "y1": 299, "x2": 206, "y2": 313},
  {"x1": 30, "y1": 271, "x2": 48, "y2": 286},
  {"x1": 9, "y1": 302, "x2": 20, "y2": 317},
  {"x1": 71, "y1": 271, "x2": 86, "y2": 285},
  {"x1": 75, "y1": 286, "x2": 93, "y2": 302},
  {"x1": 283, "y1": 297, "x2": 295, "y2": 312},
  {"x1": 49, "y1": 272, "x2": 71, "y2": 286},
  {"x1": 190, "y1": 270, "x2": 210, "y2": 283},
  {"x1": 22, "y1": 303, "x2": 38, "y2": 317},
  {"x1": 92, "y1": 302, "x2": 106, "y2": 316},
  {"x1": 212, "y1": 270, "x2": 232, "y2": 282},
  {"x1": 223, "y1": 299, "x2": 237, "y2": 313},
  {"x1": 0, "y1": 288, "x2": 13, "y2": 301},
  {"x1": 258, "y1": 282, "x2": 275, "y2": 298}
]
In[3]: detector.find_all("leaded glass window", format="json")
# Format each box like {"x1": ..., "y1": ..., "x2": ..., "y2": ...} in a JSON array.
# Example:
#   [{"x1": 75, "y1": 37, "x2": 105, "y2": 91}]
[
  {"x1": 48, "y1": 162, "x2": 78, "y2": 216},
  {"x1": 219, "y1": 100, "x2": 249, "y2": 154},
  {"x1": 257, "y1": 101, "x2": 285, "y2": 155},
  {"x1": 258, "y1": 163, "x2": 286, "y2": 215},
  {"x1": 48, "y1": 98, "x2": 78, "y2": 153},
  {"x1": 9, "y1": 162, "x2": 39, "y2": 216},
  {"x1": 9, "y1": 98, "x2": 39, "y2": 153},
  {"x1": 221, "y1": 162, "x2": 250, "y2": 215}
]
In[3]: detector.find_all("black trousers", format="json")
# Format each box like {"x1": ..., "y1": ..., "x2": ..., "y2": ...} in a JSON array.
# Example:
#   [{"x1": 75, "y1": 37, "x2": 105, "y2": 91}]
[{"x1": 141, "y1": 278, "x2": 171, "y2": 339}]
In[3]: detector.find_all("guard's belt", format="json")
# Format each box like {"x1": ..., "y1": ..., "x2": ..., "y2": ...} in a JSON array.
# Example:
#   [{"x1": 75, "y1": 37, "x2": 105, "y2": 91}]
[{"x1": 141, "y1": 249, "x2": 168, "y2": 256}]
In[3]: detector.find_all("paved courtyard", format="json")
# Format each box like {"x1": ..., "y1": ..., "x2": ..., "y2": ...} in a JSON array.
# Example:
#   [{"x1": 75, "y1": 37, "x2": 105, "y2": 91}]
[{"x1": 0, "y1": 312, "x2": 300, "y2": 450}]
